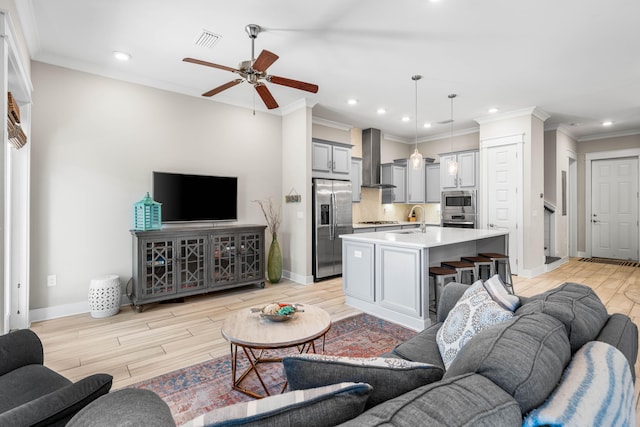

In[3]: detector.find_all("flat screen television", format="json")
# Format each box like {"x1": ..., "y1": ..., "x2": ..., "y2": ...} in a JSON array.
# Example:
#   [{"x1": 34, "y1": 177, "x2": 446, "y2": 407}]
[{"x1": 153, "y1": 171, "x2": 238, "y2": 222}]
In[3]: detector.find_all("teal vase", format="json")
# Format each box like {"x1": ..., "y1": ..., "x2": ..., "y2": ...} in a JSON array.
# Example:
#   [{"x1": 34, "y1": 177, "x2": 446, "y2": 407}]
[{"x1": 267, "y1": 233, "x2": 282, "y2": 284}]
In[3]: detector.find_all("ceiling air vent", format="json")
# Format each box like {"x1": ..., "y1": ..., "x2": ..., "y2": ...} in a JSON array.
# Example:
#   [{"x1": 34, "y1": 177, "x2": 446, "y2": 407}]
[{"x1": 194, "y1": 29, "x2": 222, "y2": 49}]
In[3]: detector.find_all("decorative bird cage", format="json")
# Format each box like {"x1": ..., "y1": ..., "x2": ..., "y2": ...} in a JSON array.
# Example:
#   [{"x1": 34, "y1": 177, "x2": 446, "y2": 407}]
[{"x1": 133, "y1": 192, "x2": 162, "y2": 230}]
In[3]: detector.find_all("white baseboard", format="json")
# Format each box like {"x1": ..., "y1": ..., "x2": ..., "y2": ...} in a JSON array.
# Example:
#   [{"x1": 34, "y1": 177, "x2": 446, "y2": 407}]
[
  {"x1": 29, "y1": 295, "x2": 130, "y2": 323},
  {"x1": 282, "y1": 270, "x2": 314, "y2": 285}
]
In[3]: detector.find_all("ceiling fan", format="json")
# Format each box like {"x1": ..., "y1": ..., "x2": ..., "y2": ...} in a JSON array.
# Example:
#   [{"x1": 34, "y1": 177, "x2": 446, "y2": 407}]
[{"x1": 183, "y1": 24, "x2": 319, "y2": 110}]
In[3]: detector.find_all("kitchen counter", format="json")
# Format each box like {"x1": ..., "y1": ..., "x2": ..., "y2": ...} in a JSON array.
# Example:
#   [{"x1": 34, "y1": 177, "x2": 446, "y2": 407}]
[
  {"x1": 340, "y1": 227, "x2": 509, "y2": 331},
  {"x1": 352, "y1": 221, "x2": 440, "y2": 230},
  {"x1": 342, "y1": 227, "x2": 508, "y2": 249}
]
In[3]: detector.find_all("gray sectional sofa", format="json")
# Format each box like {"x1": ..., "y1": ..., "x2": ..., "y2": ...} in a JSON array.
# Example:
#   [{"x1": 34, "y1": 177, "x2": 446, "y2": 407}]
[{"x1": 67, "y1": 281, "x2": 638, "y2": 426}]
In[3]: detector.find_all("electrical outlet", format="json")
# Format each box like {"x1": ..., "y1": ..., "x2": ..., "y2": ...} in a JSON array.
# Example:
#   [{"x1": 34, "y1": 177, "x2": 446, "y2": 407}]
[{"x1": 47, "y1": 275, "x2": 56, "y2": 287}]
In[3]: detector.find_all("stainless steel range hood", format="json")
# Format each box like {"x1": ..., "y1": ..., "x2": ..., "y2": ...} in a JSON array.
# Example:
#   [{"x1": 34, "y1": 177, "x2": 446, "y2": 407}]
[{"x1": 361, "y1": 128, "x2": 395, "y2": 204}]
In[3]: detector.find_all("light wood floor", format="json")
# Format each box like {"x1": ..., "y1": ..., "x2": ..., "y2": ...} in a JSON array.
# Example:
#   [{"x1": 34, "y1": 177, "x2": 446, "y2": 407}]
[{"x1": 31, "y1": 258, "x2": 640, "y2": 408}]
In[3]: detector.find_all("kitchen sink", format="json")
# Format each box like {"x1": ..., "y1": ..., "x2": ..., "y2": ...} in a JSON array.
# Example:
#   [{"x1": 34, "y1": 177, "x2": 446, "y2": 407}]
[{"x1": 387, "y1": 230, "x2": 421, "y2": 234}]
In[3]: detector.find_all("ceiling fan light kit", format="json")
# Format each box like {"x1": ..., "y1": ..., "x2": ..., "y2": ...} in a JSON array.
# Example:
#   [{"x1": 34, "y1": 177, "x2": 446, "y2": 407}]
[
  {"x1": 183, "y1": 24, "x2": 318, "y2": 110},
  {"x1": 409, "y1": 75, "x2": 424, "y2": 170}
]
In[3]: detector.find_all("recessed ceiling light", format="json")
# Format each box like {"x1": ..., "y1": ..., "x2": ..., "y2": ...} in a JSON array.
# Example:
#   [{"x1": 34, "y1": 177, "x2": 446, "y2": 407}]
[
  {"x1": 423, "y1": 123, "x2": 432, "y2": 128},
  {"x1": 347, "y1": 99, "x2": 358, "y2": 105},
  {"x1": 402, "y1": 116, "x2": 410, "y2": 122},
  {"x1": 602, "y1": 120, "x2": 614, "y2": 126},
  {"x1": 377, "y1": 108, "x2": 386, "y2": 115},
  {"x1": 488, "y1": 107, "x2": 499, "y2": 114},
  {"x1": 113, "y1": 51, "x2": 132, "y2": 61}
]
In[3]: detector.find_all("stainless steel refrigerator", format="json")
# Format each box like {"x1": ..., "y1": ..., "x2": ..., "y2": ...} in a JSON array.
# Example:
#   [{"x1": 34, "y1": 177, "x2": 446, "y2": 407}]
[{"x1": 313, "y1": 179, "x2": 353, "y2": 281}]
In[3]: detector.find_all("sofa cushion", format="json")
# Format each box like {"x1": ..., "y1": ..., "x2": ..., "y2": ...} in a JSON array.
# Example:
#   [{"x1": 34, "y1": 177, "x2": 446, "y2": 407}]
[
  {"x1": 515, "y1": 282, "x2": 608, "y2": 352},
  {"x1": 436, "y1": 280, "x2": 515, "y2": 369},
  {"x1": 182, "y1": 382, "x2": 372, "y2": 427},
  {"x1": 523, "y1": 341, "x2": 635, "y2": 427},
  {"x1": 444, "y1": 312, "x2": 571, "y2": 414},
  {"x1": 596, "y1": 313, "x2": 638, "y2": 382},
  {"x1": 67, "y1": 389, "x2": 175, "y2": 427},
  {"x1": 0, "y1": 371, "x2": 112, "y2": 427},
  {"x1": 338, "y1": 373, "x2": 522, "y2": 427},
  {"x1": 283, "y1": 354, "x2": 443, "y2": 409},
  {"x1": 391, "y1": 322, "x2": 444, "y2": 369}
]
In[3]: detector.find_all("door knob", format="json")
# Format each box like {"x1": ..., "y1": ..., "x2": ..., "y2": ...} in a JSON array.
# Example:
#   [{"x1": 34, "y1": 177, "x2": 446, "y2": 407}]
[{"x1": 592, "y1": 219, "x2": 599, "y2": 223}]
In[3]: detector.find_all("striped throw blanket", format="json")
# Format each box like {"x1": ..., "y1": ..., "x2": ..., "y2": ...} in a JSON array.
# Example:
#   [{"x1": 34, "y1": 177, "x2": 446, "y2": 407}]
[{"x1": 523, "y1": 341, "x2": 635, "y2": 427}]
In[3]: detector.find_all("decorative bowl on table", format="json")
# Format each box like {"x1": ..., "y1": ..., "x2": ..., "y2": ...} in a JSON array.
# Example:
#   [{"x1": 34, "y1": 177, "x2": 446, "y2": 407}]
[{"x1": 253, "y1": 303, "x2": 302, "y2": 322}]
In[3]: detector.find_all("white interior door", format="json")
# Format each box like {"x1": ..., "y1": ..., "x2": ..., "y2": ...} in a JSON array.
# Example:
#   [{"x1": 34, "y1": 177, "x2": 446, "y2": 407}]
[
  {"x1": 486, "y1": 144, "x2": 521, "y2": 274},
  {"x1": 591, "y1": 158, "x2": 639, "y2": 260}
]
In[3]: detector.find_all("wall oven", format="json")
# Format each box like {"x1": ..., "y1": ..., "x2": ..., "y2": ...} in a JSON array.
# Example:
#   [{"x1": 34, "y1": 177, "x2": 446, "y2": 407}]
[{"x1": 441, "y1": 190, "x2": 477, "y2": 228}]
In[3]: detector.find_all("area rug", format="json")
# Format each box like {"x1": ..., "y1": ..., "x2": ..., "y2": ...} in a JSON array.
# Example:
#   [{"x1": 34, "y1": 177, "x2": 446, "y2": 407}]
[
  {"x1": 128, "y1": 313, "x2": 416, "y2": 425},
  {"x1": 579, "y1": 257, "x2": 640, "y2": 268}
]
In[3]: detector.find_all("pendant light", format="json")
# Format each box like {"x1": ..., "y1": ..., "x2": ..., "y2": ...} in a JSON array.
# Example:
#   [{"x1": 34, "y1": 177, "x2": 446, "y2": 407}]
[
  {"x1": 447, "y1": 93, "x2": 458, "y2": 176},
  {"x1": 409, "y1": 75, "x2": 423, "y2": 169}
]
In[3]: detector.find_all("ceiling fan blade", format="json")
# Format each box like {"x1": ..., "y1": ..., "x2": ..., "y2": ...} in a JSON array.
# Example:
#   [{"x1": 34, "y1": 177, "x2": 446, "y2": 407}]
[
  {"x1": 252, "y1": 50, "x2": 279, "y2": 72},
  {"x1": 183, "y1": 57, "x2": 239, "y2": 73},
  {"x1": 255, "y1": 84, "x2": 279, "y2": 109},
  {"x1": 268, "y1": 75, "x2": 319, "y2": 93},
  {"x1": 202, "y1": 79, "x2": 243, "y2": 97}
]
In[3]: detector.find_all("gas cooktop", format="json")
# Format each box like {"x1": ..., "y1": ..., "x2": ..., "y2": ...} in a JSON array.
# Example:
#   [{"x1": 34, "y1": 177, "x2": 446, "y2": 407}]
[{"x1": 358, "y1": 221, "x2": 399, "y2": 225}]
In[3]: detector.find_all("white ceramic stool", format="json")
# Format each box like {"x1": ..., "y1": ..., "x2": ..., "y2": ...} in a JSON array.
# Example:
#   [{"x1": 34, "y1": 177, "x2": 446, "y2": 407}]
[{"x1": 88, "y1": 275, "x2": 121, "y2": 318}]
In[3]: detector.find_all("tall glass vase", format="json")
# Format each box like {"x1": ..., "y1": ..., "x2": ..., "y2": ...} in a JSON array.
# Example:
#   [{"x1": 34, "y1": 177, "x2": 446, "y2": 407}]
[{"x1": 267, "y1": 233, "x2": 282, "y2": 284}]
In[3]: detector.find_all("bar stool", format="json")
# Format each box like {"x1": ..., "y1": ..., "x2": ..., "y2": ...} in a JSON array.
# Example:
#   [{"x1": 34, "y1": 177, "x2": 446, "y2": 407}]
[
  {"x1": 478, "y1": 252, "x2": 514, "y2": 294},
  {"x1": 440, "y1": 260, "x2": 477, "y2": 285},
  {"x1": 461, "y1": 256, "x2": 494, "y2": 281},
  {"x1": 428, "y1": 267, "x2": 458, "y2": 315}
]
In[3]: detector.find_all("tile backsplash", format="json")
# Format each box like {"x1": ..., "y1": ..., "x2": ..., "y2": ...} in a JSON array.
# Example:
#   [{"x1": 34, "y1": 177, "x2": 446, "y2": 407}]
[{"x1": 352, "y1": 187, "x2": 441, "y2": 224}]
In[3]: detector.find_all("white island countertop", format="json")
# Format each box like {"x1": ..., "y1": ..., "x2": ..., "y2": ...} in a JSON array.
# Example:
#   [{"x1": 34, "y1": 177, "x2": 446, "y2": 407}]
[{"x1": 341, "y1": 226, "x2": 508, "y2": 250}]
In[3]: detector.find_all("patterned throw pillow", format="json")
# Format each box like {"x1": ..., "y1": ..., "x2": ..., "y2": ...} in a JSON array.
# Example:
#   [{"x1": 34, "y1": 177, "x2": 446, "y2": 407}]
[
  {"x1": 436, "y1": 280, "x2": 514, "y2": 369},
  {"x1": 283, "y1": 355, "x2": 443, "y2": 408},
  {"x1": 181, "y1": 382, "x2": 372, "y2": 427},
  {"x1": 483, "y1": 274, "x2": 520, "y2": 311},
  {"x1": 523, "y1": 341, "x2": 635, "y2": 427}
]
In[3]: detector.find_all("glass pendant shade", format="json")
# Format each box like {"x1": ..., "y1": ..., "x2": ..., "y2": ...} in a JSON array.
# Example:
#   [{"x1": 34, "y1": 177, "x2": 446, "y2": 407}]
[
  {"x1": 448, "y1": 158, "x2": 458, "y2": 176},
  {"x1": 410, "y1": 75, "x2": 423, "y2": 170},
  {"x1": 410, "y1": 147, "x2": 423, "y2": 169}
]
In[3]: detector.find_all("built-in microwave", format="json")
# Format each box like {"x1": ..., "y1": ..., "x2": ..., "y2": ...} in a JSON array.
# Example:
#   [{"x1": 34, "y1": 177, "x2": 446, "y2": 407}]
[
  {"x1": 442, "y1": 190, "x2": 476, "y2": 212},
  {"x1": 442, "y1": 190, "x2": 477, "y2": 228}
]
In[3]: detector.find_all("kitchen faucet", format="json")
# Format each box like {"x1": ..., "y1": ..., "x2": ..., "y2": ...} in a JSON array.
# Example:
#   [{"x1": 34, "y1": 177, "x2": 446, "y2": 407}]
[{"x1": 409, "y1": 205, "x2": 426, "y2": 233}]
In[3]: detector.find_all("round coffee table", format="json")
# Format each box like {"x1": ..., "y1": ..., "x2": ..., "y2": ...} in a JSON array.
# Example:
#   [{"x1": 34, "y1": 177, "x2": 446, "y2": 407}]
[{"x1": 221, "y1": 304, "x2": 332, "y2": 398}]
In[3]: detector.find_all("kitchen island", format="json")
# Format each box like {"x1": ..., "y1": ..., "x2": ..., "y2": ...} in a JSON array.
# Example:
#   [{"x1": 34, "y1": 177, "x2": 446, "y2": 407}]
[{"x1": 340, "y1": 227, "x2": 509, "y2": 331}]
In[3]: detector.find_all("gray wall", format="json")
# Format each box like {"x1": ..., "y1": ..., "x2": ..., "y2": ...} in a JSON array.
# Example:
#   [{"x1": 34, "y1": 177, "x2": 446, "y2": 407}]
[{"x1": 30, "y1": 61, "x2": 283, "y2": 312}]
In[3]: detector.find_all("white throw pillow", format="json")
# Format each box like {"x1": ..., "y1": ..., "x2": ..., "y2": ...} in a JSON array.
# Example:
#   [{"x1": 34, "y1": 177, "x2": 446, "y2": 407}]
[
  {"x1": 436, "y1": 280, "x2": 514, "y2": 369},
  {"x1": 484, "y1": 274, "x2": 520, "y2": 311},
  {"x1": 523, "y1": 341, "x2": 635, "y2": 427}
]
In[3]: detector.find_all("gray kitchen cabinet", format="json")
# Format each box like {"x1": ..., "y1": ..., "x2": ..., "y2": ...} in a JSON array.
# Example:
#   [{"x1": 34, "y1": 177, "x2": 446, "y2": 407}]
[
  {"x1": 342, "y1": 240, "x2": 375, "y2": 302},
  {"x1": 425, "y1": 163, "x2": 440, "y2": 203},
  {"x1": 380, "y1": 163, "x2": 406, "y2": 203},
  {"x1": 375, "y1": 245, "x2": 423, "y2": 318},
  {"x1": 130, "y1": 225, "x2": 266, "y2": 311},
  {"x1": 440, "y1": 150, "x2": 477, "y2": 190},
  {"x1": 393, "y1": 159, "x2": 425, "y2": 203},
  {"x1": 351, "y1": 157, "x2": 362, "y2": 202},
  {"x1": 312, "y1": 139, "x2": 352, "y2": 179}
]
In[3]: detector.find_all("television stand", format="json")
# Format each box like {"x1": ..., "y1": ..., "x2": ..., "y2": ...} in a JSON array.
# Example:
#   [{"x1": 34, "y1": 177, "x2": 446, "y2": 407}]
[{"x1": 129, "y1": 224, "x2": 266, "y2": 312}]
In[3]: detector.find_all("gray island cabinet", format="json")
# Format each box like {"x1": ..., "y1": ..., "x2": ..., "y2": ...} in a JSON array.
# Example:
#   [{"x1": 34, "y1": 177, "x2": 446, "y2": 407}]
[
  {"x1": 341, "y1": 227, "x2": 508, "y2": 331},
  {"x1": 129, "y1": 224, "x2": 266, "y2": 312}
]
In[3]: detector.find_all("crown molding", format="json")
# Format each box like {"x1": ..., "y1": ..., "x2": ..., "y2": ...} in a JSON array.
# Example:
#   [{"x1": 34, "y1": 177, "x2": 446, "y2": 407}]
[
  {"x1": 281, "y1": 97, "x2": 317, "y2": 115},
  {"x1": 421, "y1": 126, "x2": 480, "y2": 143},
  {"x1": 12, "y1": 0, "x2": 40, "y2": 57},
  {"x1": 312, "y1": 117, "x2": 352, "y2": 131},
  {"x1": 474, "y1": 106, "x2": 550, "y2": 125},
  {"x1": 382, "y1": 133, "x2": 411, "y2": 144},
  {"x1": 577, "y1": 129, "x2": 640, "y2": 142}
]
